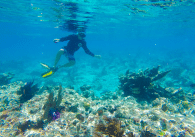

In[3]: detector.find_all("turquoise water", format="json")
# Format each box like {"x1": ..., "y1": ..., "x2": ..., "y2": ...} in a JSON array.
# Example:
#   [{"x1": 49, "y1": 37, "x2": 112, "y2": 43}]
[
  {"x1": 1, "y1": 0, "x2": 195, "y2": 93},
  {"x1": 0, "y1": 0, "x2": 195, "y2": 93},
  {"x1": 1, "y1": 1, "x2": 195, "y2": 136}
]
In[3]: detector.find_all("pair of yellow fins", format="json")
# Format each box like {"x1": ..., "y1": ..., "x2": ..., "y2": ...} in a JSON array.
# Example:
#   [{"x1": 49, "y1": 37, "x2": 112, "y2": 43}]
[{"x1": 40, "y1": 63, "x2": 55, "y2": 78}]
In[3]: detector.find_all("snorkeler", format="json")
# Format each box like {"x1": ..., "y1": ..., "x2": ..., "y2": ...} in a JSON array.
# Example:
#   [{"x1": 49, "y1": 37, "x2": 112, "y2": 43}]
[{"x1": 41, "y1": 32, "x2": 101, "y2": 78}]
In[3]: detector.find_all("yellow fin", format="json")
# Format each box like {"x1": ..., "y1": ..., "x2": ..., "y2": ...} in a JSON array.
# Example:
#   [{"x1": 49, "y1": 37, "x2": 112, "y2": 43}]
[
  {"x1": 40, "y1": 63, "x2": 50, "y2": 70},
  {"x1": 42, "y1": 70, "x2": 53, "y2": 78}
]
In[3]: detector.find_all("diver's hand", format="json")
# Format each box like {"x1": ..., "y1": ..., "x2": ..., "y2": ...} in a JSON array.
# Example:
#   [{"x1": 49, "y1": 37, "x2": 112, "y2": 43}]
[
  {"x1": 53, "y1": 39, "x2": 60, "y2": 43},
  {"x1": 94, "y1": 55, "x2": 101, "y2": 59}
]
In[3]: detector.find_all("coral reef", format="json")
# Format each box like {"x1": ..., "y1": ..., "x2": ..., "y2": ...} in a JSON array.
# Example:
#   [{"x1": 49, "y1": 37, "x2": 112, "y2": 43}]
[
  {"x1": 42, "y1": 85, "x2": 63, "y2": 122},
  {"x1": 80, "y1": 84, "x2": 96, "y2": 99},
  {"x1": 17, "y1": 80, "x2": 39, "y2": 103},
  {"x1": 80, "y1": 84, "x2": 91, "y2": 91},
  {"x1": 140, "y1": 130, "x2": 156, "y2": 137},
  {"x1": 76, "y1": 113, "x2": 84, "y2": 122},
  {"x1": 15, "y1": 85, "x2": 63, "y2": 135},
  {"x1": 119, "y1": 65, "x2": 171, "y2": 101},
  {"x1": 16, "y1": 119, "x2": 44, "y2": 135},
  {"x1": 1, "y1": 82, "x2": 195, "y2": 137},
  {"x1": 94, "y1": 115, "x2": 124, "y2": 137},
  {"x1": 127, "y1": 132, "x2": 135, "y2": 137},
  {"x1": 83, "y1": 102, "x2": 90, "y2": 111},
  {"x1": 0, "y1": 72, "x2": 14, "y2": 86}
]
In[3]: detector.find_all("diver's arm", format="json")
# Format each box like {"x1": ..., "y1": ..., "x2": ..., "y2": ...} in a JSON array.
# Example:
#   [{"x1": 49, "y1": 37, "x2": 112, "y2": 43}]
[
  {"x1": 82, "y1": 42, "x2": 95, "y2": 57},
  {"x1": 94, "y1": 55, "x2": 101, "y2": 59},
  {"x1": 82, "y1": 43, "x2": 101, "y2": 58},
  {"x1": 53, "y1": 35, "x2": 73, "y2": 43}
]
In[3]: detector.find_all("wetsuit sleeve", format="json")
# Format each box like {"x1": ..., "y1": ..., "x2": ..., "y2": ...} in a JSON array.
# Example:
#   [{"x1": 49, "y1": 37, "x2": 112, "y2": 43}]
[
  {"x1": 59, "y1": 35, "x2": 73, "y2": 42},
  {"x1": 82, "y1": 42, "x2": 95, "y2": 57}
]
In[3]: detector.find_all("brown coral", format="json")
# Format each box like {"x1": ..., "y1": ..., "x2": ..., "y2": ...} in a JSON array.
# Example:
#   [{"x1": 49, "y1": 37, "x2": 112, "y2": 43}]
[
  {"x1": 119, "y1": 66, "x2": 171, "y2": 102},
  {"x1": 94, "y1": 115, "x2": 124, "y2": 137}
]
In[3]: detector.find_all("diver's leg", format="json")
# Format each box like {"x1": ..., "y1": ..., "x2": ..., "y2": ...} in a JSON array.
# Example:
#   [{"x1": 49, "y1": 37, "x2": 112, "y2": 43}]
[
  {"x1": 54, "y1": 49, "x2": 64, "y2": 67},
  {"x1": 59, "y1": 54, "x2": 75, "y2": 68},
  {"x1": 60, "y1": 60, "x2": 75, "y2": 68}
]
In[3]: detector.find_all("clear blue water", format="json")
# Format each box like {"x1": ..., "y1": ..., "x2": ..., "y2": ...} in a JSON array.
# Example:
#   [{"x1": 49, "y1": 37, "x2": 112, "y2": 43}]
[
  {"x1": 1, "y1": 1, "x2": 195, "y2": 136},
  {"x1": 0, "y1": 0, "x2": 195, "y2": 93}
]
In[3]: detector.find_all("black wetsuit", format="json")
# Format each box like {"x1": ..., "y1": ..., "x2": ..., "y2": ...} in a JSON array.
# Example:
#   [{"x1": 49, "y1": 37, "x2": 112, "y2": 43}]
[{"x1": 60, "y1": 34, "x2": 94, "y2": 61}]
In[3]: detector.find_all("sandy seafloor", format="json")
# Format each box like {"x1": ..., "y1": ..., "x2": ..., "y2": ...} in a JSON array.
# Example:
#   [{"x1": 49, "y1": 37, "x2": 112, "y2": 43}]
[{"x1": 0, "y1": 51, "x2": 195, "y2": 137}]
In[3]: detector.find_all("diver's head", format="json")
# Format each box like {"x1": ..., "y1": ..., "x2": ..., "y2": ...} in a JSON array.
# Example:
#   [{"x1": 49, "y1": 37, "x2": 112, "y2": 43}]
[{"x1": 78, "y1": 32, "x2": 86, "y2": 40}]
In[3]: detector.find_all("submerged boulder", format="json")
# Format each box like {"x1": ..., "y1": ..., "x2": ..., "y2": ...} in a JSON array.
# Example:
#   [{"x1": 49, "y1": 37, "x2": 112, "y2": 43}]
[{"x1": 0, "y1": 72, "x2": 14, "y2": 86}]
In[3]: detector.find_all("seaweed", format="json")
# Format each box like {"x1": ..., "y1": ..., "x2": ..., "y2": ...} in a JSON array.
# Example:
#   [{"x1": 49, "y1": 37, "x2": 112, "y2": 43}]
[
  {"x1": 119, "y1": 66, "x2": 171, "y2": 102},
  {"x1": 94, "y1": 115, "x2": 124, "y2": 137},
  {"x1": 42, "y1": 85, "x2": 63, "y2": 122},
  {"x1": 17, "y1": 80, "x2": 39, "y2": 103}
]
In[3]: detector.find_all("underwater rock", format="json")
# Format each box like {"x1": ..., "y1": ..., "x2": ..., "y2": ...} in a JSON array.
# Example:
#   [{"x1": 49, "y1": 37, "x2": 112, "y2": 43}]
[
  {"x1": 112, "y1": 92, "x2": 118, "y2": 100},
  {"x1": 100, "y1": 91, "x2": 119, "y2": 100},
  {"x1": 72, "y1": 119, "x2": 79, "y2": 126},
  {"x1": 94, "y1": 115, "x2": 124, "y2": 137},
  {"x1": 140, "y1": 130, "x2": 156, "y2": 137},
  {"x1": 133, "y1": 117, "x2": 140, "y2": 125},
  {"x1": 161, "y1": 104, "x2": 168, "y2": 112},
  {"x1": 67, "y1": 103, "x2": 78, "y2": 113},
  {"x1": 100, "y1": 89, "x2": 111, "y2": 95},
  {"x1": 16, "y1": 119, "x2": 44, "y2": 136},
  {"x1": 29, "y1": 109, "x2": 39, "y2": 114},
  {"x1": 126, "y1": 132, "x2": 135, "y2": 137},
  {"x1": 80, "y1": 84, "x2": 91, "y2": 92},
  {"x1": 76, "y1": 113, "x2": 84, "y2": 122},
  {"x1": 17, "y1": 120, "x2": 33, "y2": 132},
  {"x1": 160, "y1": 118, "x2": 167, "y2": 131},
  {"x1": 0, "y1": 72, "x2": 14, "y2": 86},
  {"x1": 152, "y1": 98, "x2": 161, "y2": 107},
  {"x1": 26, "y1": 132, "x2": 41, "y2": 137},
  {"x1": 119, "y1": 66, "x2": 171, "y2": 101},
  {"x1": 141, "y1": 120, "x2": 147, "y2": 129},
  {"x1": 114, "y1": 110, "x2": 127, "y2": 119},
  {"x1": 17, "y1": 80, "x2": 39, "y2": 103},
  {"x1": 82, "y1": 89, "x2": 95, "y2": 99},
  {"x1": 97, "y1": 107, "x2": 104, "y2": 116},
  {"x1": 83, "y1": 102, "x2": 90, "y2": 111},
  {"x1": 167, "y1": 88, "x2": 186, "y2": 104},
  {"x1": 100, "y1": 90, "x2": 112, "y2": 100},
  {"x1": 181, "y1": 101, "x2": 190, "y2": 109},
  {"x1": 107, "y1": 105, "x2": 118, "y2": 114},
  {"x1": 149, "y1": 114, "x2": 159, "y2": 121},
  {"x1": 66, "y1": 85, "x2": 74, "y2": 90}
]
